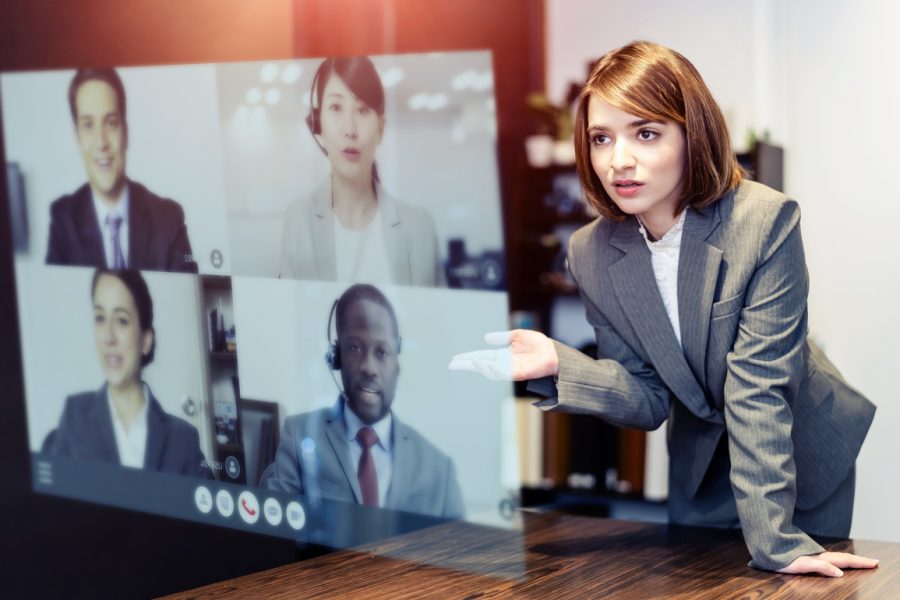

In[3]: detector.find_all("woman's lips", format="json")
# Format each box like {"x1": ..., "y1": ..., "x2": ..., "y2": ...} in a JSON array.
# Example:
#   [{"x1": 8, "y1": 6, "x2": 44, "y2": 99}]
[
  {"x1": 342, "y1": 148, "x2": 361, "y2": 162},
  {"x1": 613, "y1": 180, "x2": 644, "y2": 198},
  {"x1": 104, "y1": 354, "x2": 123, "y2": 369}
]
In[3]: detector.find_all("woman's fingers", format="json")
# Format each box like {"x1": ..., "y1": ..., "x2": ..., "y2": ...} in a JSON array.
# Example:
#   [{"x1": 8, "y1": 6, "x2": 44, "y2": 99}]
[
  {"x1": 777, "y1": 556, "x2": 843, "y2": 577},
  {"x1": 448, "y1": 348, "x2": 513, "y2": 380},
  {"x1": 818, "y1": 552, "x2": 879, "y2": 569},
  {"x1": 484, "y1": 330, "x2": 513, "y2": 346},
  {"x1": 777, "y1": 552, "x2": 879, "y2": 577}
]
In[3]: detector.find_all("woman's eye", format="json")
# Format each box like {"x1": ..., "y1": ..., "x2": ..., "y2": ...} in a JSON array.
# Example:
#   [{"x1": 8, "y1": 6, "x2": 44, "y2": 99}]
[
  {"x1": 638, "y1": 129, "x2": 658, "y2": 141},
  {"x1": 357, "y1": 106, "x2": 370, "y2": 115},
  {"x1": 94, "y1": 315, "x2": 104, "y2": 324},
  {"x1": 117, "y1": 318, "x2": 129, "y2": 327},
  {"x1": 328, "y1": 103, "x2": 341, "y2": 112},
  {"x1": 591, "y1": 133, "x2": 610, "y2": 146}
]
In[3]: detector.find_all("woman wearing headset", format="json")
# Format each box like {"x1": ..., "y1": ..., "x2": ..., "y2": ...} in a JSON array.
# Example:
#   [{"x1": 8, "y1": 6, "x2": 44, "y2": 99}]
[
  {"x1": 280, "y1": 56, "x2": 444, "y2": 286},
  {"x1": 46, "y1": 269, "x2": 211, "y2": 478},
  {"x1": 451, "y1": 41, "x2": 878, "y2": 576}
]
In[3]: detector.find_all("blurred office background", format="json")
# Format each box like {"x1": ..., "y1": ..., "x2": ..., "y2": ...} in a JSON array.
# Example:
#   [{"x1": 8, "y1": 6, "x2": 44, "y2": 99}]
[{"x1": 1, "y1": 0, "x2": 899, "y2": 596}]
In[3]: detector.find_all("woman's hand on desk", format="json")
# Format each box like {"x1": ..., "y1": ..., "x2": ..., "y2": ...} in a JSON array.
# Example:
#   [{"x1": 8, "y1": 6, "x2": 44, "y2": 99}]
[
  {"x1": 777, "y1": 552, "x2": 879, "y2": 577},
  {"x1": 448, "y1": 330, "x2": 559, "y2": 381}
]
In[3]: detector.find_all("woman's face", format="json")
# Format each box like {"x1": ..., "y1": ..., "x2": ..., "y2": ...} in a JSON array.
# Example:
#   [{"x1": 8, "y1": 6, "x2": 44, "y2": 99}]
[
  {"x1": 587, "y1": 95, "x2": 686, "y2": 225},
  {"x1": 317, "y1": 73, "x2": 384, "y2": 183},
  {"x1": 93, "y1": 274, "x2": 152, "y2": 389}
]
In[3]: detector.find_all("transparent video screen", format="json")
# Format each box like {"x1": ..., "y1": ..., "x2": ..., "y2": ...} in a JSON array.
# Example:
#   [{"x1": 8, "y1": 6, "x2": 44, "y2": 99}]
[{"x1": 2, "y1": 51, "x2": 516, "y2": 548}]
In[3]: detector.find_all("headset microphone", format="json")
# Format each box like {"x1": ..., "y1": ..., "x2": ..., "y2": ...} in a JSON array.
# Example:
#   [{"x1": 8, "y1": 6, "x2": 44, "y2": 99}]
[{"x1": 306, "y1": 59, "x2": 329, "y2": 156}]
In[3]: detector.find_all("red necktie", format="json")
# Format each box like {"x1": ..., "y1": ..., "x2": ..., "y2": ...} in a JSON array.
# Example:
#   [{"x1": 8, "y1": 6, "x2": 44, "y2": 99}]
[{"x1": 356, "y1": 427, "x2": 379, "y2": 507}]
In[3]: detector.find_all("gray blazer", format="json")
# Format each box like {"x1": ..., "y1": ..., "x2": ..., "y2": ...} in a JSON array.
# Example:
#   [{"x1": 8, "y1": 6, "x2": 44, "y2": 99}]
[
  {"x1": 279, "y1": 179, "x2": 444, "y2": 286},
  {"x1": 263, "y1": 400, "x2": 465, "y2": 519},
  {"x1": 530, "y1": 180, "x2": 875, "y2": 570}
]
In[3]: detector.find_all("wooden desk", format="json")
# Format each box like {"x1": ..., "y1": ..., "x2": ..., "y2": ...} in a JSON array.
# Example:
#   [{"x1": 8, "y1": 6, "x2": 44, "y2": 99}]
[{"x1": 165, "y1": 511, "x2": 897, "y2": 599}]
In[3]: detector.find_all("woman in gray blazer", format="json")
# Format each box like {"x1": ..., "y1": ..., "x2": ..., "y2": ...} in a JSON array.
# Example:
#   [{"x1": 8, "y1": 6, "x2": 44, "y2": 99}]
[
  {"x1": 451, "y1": 41, "x2": 877, "y2": 575},
  {"x1": 280, "y1": 56, "x2": 443, "y2": 286}
]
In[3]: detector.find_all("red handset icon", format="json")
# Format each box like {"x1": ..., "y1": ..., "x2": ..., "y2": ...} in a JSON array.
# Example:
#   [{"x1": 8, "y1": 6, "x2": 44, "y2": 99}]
[{"x1": 242, "y1": 498, "x2": 257, "y2": 516}]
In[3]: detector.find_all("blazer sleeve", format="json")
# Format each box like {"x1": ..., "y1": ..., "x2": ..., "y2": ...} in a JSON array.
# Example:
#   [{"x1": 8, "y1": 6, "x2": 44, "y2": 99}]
[
  {"x1": 279, "y1": 200, "x2": 302, "y2": 279},
  {"x1": 164, "y1": 202, "x2": 198, "y2": 273},
  {"x1": 264, "y1": 418, "x2": 304, "y2": 494},
  {"x1": 528, "y1": 233, "x2": 671, "y2": 431},
  {"x1": 442, "y1": 458, "x2": 466, "y2": 519},
  {"x1": 723, "y1": 199, "x2": 825, "y2": 570},
  {"x1": 45, "y1": 200, "x2": 69, "y2": 265}
]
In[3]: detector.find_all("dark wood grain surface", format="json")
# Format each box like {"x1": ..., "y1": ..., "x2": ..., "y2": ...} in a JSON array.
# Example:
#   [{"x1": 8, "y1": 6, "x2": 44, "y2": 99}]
[{"x1": 163, "y1": 510, "x2": 897, "y2": 599}]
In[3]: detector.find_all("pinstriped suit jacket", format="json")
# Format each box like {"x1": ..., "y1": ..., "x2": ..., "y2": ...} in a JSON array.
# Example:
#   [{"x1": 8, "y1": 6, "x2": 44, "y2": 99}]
[{"x1": 530, "y1": 180, "x2": 875, "y2": 570}]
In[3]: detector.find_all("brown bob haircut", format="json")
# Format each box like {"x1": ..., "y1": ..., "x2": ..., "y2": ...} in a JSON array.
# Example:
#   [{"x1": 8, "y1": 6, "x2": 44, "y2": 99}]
[{"x1": 574, "y1": 41, "x2": 744, "y2": 220}]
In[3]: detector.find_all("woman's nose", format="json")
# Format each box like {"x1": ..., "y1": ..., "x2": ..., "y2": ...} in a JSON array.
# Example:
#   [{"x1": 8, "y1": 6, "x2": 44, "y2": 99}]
[
  {"x1": 610, "y1": 139, "x2": 635, "y2": 172},
  {"x1": 344, "y1": 112, "x2": 358, "y2": 139}
]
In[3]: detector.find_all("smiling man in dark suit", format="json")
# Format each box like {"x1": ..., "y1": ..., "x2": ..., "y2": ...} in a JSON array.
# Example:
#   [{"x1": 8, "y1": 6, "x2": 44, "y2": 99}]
[
  {"x1": 263, "y1": 284, "x2": 464, "y2": 520},
  {"x1": 45, "y1": 68, "x2": 198, "y2": 273}
]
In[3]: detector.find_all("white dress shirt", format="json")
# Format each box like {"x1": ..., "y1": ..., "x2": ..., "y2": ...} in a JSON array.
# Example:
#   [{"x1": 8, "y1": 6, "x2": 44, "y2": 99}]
[
  {"x1": 92, "y1": 187, "x2": 130, "y2": 268},
  {"x1": 637, "y1": 210, "x2": 686, "y2": 347},
  {"x1": 106, "y1": 383, "x2": 149, "y2": 469},
  {"x1": 333, "y1": 207, "x2": 392, "y2": 284},
  {"x1": 343, "y1": 400, "x2": 393, "y2": 507}
]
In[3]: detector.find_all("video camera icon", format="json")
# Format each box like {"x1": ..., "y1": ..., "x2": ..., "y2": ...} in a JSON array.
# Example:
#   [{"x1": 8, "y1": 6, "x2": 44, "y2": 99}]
[{"x1": 286, "y1": 501, "x2": 306, "y2": 530}]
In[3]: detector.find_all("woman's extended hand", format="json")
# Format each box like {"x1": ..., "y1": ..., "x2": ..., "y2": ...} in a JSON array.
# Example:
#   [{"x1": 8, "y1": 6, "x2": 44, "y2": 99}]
[
  {"x1": 447, "y1": 329, "x2": 559, "y2": 381},
  {"x1": 777, "y1": 552, "x2": 879, "y2": 577}
]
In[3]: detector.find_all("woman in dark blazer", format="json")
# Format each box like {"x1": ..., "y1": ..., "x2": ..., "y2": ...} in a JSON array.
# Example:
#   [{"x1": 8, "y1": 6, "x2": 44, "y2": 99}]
[
  {"x1": 45, "y1": 268, "x2": 211, "y2": 478},
  {"x1": 451, "y1": 41, "x2": 877, "y2": 575}
]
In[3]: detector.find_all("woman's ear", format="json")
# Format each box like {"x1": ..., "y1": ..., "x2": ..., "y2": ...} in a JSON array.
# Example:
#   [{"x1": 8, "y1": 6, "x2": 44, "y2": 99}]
[{"x1": 142, "y1": 328, "x2": 154, "y2": 358}]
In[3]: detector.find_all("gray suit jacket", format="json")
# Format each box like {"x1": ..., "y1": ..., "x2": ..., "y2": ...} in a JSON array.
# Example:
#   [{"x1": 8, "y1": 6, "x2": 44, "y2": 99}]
[
  {"x1": 263, "y1": 400, "x2": 465, "y2": 519},
  {"x1": 279, "y1": 179, "x2": 444, "y2": 286},
  {"x1": 530, "y1": 180, "x2": 875, "y2": 570}
]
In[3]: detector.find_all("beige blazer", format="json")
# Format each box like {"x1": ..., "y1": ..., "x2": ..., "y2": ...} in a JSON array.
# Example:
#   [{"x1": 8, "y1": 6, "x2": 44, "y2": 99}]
[
  {"x1": 279, "y1": 178, "x2": 444, "y2": 286},
  {"x1": 529, "y1": 180, "x2": 875, "y2": 570}
]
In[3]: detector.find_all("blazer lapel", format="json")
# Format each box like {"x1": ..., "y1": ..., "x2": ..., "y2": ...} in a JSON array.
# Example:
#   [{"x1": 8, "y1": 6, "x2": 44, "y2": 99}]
[
  {"x1": 312, "y1": 180, "x2": 337, "y2": 279},
  {"x1": 608, "y1": 219, "x2": 722, "y2": 424},
  {"x1": 376, "y1": 184, "x2": 410, "y2": 284},
  {"x1": 677, "y1": 203, "x2": 724, "y2": 392},
  {"x1": 74, "y1": 187, "x2": 107, "y2": 267},
  {"x1": 128, "y1": 181, "x2": 151, "y2": 270},
  {"x1": 384, "y1": 416, "x2": 411, "y2": 510},
  {"x1": 92, "y1": 384, "x2": 120, "y2": 462},
  {"x1": 144, "y1": 388, "x2": 168, "y2": 470},
  {"x1": 324, "y1": 400, "x2": 362, "y2": 503}
]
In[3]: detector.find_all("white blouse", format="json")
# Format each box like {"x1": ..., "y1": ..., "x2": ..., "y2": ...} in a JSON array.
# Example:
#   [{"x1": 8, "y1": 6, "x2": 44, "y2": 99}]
[{"x1": 637, "y1": 210, "x2": 686, "y2": 347}]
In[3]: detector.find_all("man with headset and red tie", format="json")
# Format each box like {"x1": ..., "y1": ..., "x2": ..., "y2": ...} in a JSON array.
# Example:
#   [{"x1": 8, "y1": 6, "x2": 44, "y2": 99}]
[{"x1": 262, "y1": 283, "x2": 464, "y2": 520}]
